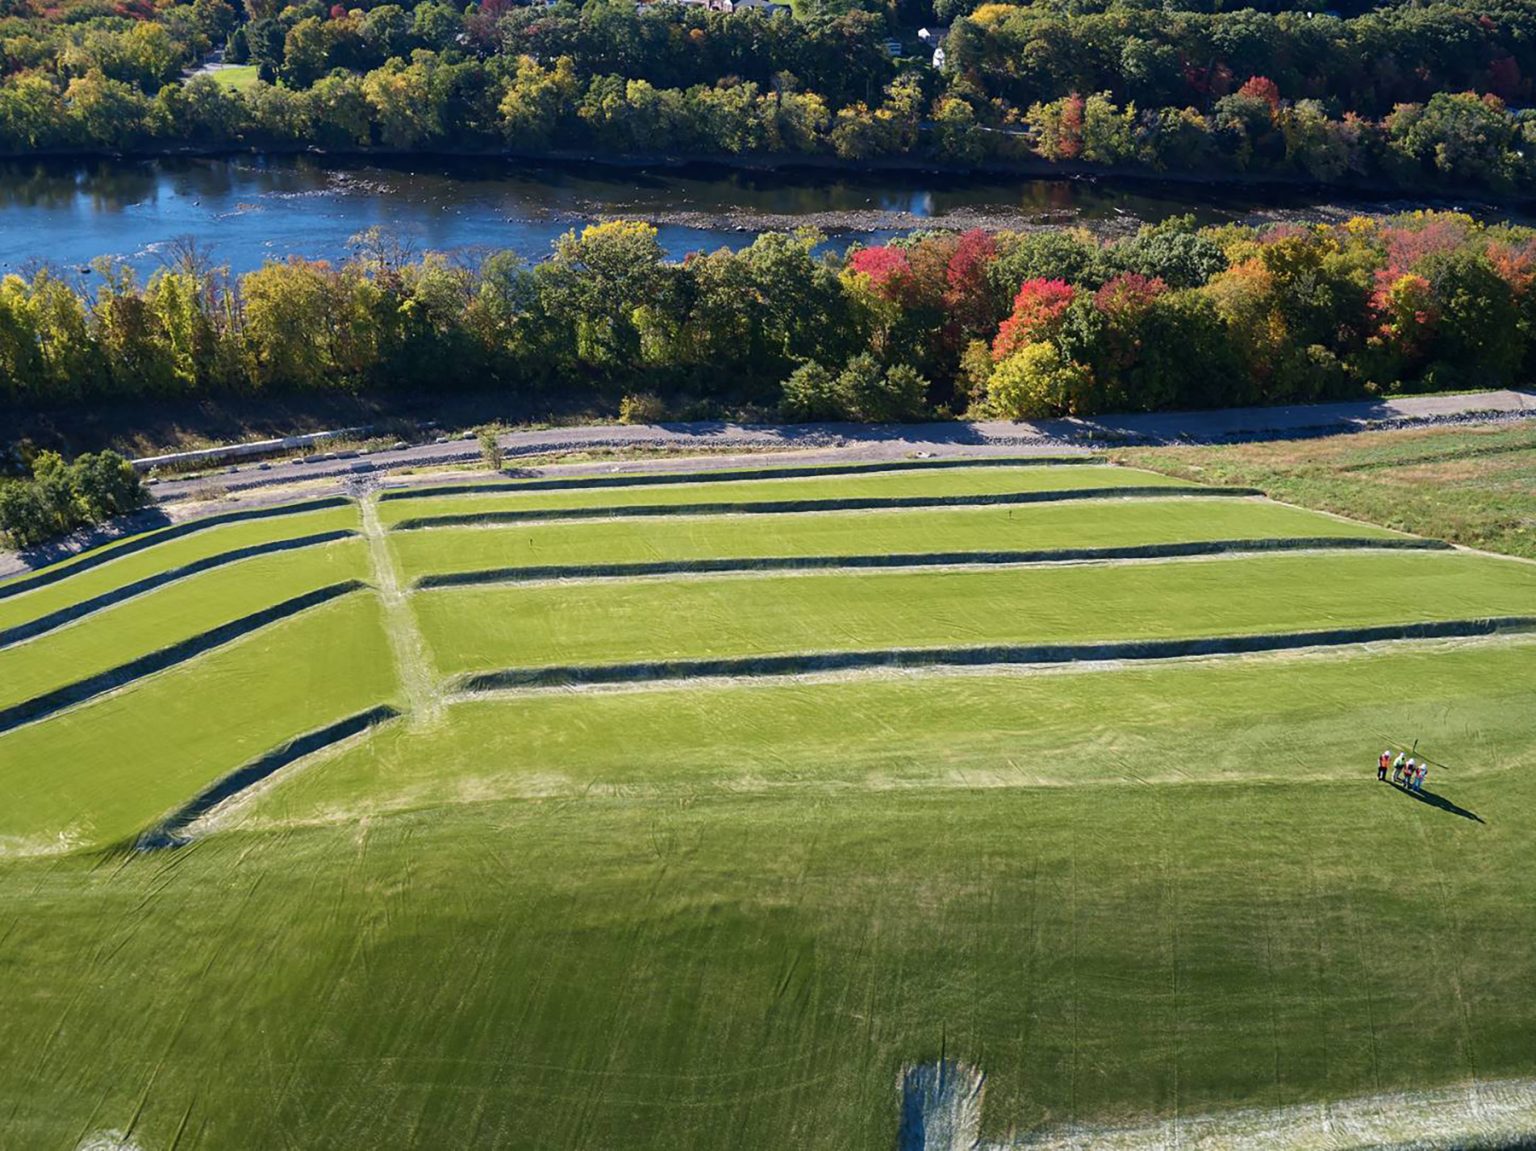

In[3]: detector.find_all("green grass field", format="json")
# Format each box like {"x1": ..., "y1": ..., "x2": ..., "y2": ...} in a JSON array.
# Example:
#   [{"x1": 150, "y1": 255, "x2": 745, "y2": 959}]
[
  {"x1": 389, "y1": 498, "x2": 1401, "y2": 580},
  {"x1": 0, "y1": 502, "x2": 358, "y2": 634},
  {"x1": 209, "y1": 63, "x2": 259, "y2": 91},
  {"x1": 415, "y1": 551, "x2": 1536, "y2": 675},
  {"x1": 1, "y1": 456, "x2": 1533, "y2": 1150},
  {"x1": 1118, "y1": 421, "x2": 1536, "y2": 559},
  {"x1": 0, "y1": 536, "x2": 367, "y2": 710},
  {"x1": 378, "y1": 463, "x2": 1197, "y2": 525}
]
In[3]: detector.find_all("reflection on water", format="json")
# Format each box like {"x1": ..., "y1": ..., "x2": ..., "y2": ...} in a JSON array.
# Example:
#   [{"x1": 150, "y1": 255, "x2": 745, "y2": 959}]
[{"x1": 0, "y1": 154, "x2": 1502, "y2": 277}]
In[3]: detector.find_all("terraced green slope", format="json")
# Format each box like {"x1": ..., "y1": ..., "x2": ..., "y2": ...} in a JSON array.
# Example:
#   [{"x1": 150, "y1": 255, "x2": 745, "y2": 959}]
[
  {"x1": 1, "y1": 457, "x2": 1533, "y2": 1151},
  {"x1": 390, "y1": 499, "x2": 1401, "y2": 580},
  {"x1": 416, "y1": 551, "x2": 1536, "y2": 676},
  {"x1": 0, "y1": 498, "x2": 352, "y2": 589},
  {"x1": 0, "y1": 502, "x2": 359, "y2": 634},
  {"x1": 0, "y1": 537, "x2": 369, "y2": 711},
  {"x1": 242, "y1": 639, "x2": 1535, "y2": 821},
  {"x1": 0, "y1": 594, "x2": 397, "y2": 851},
  {"x1": 379, "y1": 464, "x2": 1196, "y2": 525}
]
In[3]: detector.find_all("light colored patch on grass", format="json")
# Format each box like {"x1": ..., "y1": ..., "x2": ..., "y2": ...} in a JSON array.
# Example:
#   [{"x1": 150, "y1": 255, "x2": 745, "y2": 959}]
[
  {"x1": 1117, "y1": 421, "x2": 1536, "y2": 559},
  {"x1": 361, "y1": 494, "x2": 439, "y2": 722},
  {"x1": 901, "y1": 1062, "x2": 986, "y2": 1151},
  {"x1": 1000, "y1": 1077, "x2": 1536, "y2": 1150},
  {"x1": 75, "y1": 1132, "x2": 144, "y2": 1151}
]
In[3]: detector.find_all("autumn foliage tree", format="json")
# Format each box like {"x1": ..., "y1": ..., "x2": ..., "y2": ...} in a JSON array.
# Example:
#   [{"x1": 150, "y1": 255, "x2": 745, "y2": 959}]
[{"x1": 992, "y1": 278, "x2": 1077, "y2": 361}]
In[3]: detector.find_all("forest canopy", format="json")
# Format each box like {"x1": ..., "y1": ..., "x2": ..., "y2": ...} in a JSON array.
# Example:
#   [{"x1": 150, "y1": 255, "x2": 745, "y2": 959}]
[{"x1": 2, "y1": 0, "x2": 1536, "y2": 194}]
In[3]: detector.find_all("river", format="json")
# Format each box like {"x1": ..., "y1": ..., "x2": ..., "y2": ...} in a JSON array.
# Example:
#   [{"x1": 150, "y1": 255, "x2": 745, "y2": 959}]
[{"x1": 0, "y1": 154, "x2": 1510, "y2": 278}]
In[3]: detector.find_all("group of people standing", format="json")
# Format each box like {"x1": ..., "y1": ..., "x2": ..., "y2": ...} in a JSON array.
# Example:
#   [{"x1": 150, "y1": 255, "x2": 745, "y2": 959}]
[{"x1": 1378, "y1": 750, "x2": 1428, "y2": 792}]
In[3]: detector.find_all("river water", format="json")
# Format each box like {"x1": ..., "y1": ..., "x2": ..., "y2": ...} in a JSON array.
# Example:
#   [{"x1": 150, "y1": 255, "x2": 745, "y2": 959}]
[{"x1": 0, "y1": 154, "x2": 1506, "y2": 278}]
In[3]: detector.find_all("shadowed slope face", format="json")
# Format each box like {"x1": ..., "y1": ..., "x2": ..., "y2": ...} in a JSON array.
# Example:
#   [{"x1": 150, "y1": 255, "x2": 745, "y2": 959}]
[{"x1": 1, "y1": 459, "x2": 1534, "y2": 1151}]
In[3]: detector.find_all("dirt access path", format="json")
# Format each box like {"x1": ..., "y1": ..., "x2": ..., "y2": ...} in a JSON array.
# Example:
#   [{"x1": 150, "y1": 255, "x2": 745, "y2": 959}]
[{"x1": 359, "y1": 493, "x2": 439, "y2": 723}]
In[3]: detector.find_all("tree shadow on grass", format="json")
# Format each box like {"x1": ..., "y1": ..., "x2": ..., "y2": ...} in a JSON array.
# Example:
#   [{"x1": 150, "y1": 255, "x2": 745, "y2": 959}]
[{"x1": 1394, "y1": 783, "x2": 1485, "y2": 824}]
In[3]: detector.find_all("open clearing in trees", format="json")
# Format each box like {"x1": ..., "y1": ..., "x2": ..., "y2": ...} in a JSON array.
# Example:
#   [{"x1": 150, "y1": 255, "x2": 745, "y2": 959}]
[{"x1": 2, "y1": 457, "x2": 1534, "y2": 1150}]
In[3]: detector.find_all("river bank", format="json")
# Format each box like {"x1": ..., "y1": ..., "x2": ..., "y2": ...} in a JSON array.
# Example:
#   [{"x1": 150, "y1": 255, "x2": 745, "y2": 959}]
[
  {"x1": 4, "y1": 142, "x2": 1533, "y2": 216},
  {"x1": 1, "y1": 152, "x2": 1528, "y2": 279}
]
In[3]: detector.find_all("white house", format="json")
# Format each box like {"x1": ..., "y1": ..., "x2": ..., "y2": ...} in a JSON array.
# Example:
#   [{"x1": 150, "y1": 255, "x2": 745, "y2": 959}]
[{"x1": 918, "y1": 26, "x2": 949, "y2": 69}]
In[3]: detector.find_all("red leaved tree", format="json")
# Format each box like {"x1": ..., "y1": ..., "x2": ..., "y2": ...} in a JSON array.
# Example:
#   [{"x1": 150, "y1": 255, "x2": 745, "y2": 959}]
[{"x1": 992, "y1": 278, "x2": 1076, "y2": 361}]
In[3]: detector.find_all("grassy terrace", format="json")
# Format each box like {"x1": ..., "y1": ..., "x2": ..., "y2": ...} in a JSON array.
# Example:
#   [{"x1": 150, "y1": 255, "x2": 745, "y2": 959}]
[
  {"x1": 0, "y1": 497, "x2": 351, "y2": 587},
  {"x1": 378, "y1": 464, "x2": 1196, "y2": 525},
  {"x1": 415, "y1": 550, "x2": 1536, "y2": 676},
  {"x1": 0, "y1": 537, "x2": 368, "y2": 711},
  {"x1": 0, "y1": 502, "x2": 359, "y2": 633},
  {"x1": 389, "y1": 499, "x2": 1400, "y2": 580},
  {"x1": 0, "y1": 594, "x2": 397, "y2": 852},
  {"x1": 244, "y1": 639, "x2": 1535, "y2": 820}
]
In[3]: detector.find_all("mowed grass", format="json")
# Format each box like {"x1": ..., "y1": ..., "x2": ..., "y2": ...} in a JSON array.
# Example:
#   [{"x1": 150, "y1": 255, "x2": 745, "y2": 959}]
[
  {"x1": 0, "y1": 503, "x2": 359, "y2": 633},
  {"x1": 379, "y1": 464, "x2": 1196, "y2": 525},
  {"x1": 210, "y1": 63, "x2": 259, "y2": 90},
  {"x1": 390, "y1": 498, "x2": 1399, "y2": 580},
  {"x1": 1118, "y1": 420, "x2": 1536, "y2": 559},
  {"x1": 415, "y1": 550, "x2": 1536, "y2": 675},
  {"x1": 241, "y1": 639, "x2": 1536, "y2": 821},
  {"x1": 0, "y1": 537, "x2": 368, "y2": 711},
  {"x1": 0, "y1": 594, "x2": 398, "y2": 853},
  {"x1": 0, "y1": 741, "x2": 1529, "y2": 1148}
]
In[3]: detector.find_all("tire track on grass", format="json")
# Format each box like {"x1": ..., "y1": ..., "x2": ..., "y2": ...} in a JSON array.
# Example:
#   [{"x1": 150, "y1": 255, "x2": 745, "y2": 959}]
[{"x1": 361, "y1": 494, "x2": 439, "y2": 721}]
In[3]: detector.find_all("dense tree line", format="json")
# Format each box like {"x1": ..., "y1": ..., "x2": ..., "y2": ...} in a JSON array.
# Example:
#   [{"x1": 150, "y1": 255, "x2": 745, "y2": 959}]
[
  {"x1": 3, "y1": 0, "x2": 1536, "y2": 194},
  {"x1": 0, "y1": 449, "x2": 146, "y2": 547},
  {"x1": 2, "y1": 212, "x2": 1533, "y2": 426}
]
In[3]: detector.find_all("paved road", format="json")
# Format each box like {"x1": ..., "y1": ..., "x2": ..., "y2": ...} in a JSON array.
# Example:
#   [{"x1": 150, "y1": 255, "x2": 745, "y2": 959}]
[{"x1": 145, "y1": 388, "x2": 1536, "y2": 505}]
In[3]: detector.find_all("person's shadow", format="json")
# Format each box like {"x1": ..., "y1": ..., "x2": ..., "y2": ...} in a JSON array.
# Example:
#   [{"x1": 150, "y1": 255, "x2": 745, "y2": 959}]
[{"x1": 1396, "y1": 783, "x2": 1485, "y2": 823}]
